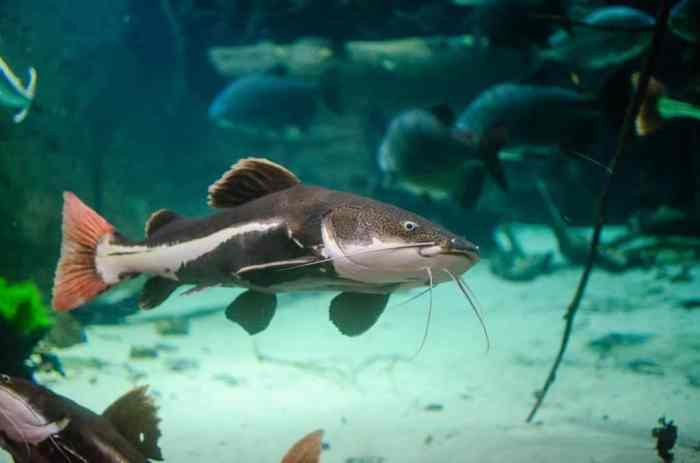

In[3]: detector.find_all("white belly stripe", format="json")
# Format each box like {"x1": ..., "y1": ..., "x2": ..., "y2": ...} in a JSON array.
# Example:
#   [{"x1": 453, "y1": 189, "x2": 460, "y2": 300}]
[{"x1": 95, "y1": 220, "x2": 284, "y2": 284}]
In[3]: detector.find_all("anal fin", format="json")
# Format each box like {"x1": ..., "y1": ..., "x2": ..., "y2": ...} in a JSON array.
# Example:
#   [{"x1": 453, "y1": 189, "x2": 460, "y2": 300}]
[
  {"x1": 329, "y1": 292, "x2": 390, "y2": 337},
  {"x1": 139, "y1": 277, "x2": 180, "y2": 310},
  {"x1": 225, "y1": 290, "x2": 277, "y2": 335}
]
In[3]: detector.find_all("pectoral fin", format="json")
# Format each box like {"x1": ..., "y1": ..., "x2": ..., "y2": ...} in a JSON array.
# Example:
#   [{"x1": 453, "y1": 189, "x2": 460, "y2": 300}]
[
  {"x1": 329, "y1": 292, "x2": 390, "y2": 337},
  {"x1": 225, "y1": 290, "x2": 277, "y2": 335}
]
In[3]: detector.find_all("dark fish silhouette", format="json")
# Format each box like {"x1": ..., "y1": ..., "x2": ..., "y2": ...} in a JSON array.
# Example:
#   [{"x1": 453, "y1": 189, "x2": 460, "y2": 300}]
[
  {"x1": 670, "y1": 0, "x2": 700, "y2": 42},
  {"x1": 208, "y1": 74, "x2": 337, "y2": 134},
  {"x1": 377, "y1": 106, "x2": 507, "y2": 208},
  {"x1": 453, "y1": 83, "x2": 600, "y2": 160},
  {"x1": 541, "y1": 6, "x2": 655, "y2": 70}
]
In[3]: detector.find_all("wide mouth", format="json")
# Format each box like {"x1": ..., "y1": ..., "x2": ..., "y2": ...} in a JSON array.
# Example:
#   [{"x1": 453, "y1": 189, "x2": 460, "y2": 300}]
[{"x1": 419, "y1": 238, "x2": 480, "y2": 261}]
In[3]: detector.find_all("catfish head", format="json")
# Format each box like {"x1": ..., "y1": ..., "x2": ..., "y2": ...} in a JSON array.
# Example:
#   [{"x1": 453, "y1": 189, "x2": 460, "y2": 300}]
[
  {"x1": 0, "y1": 374, "x2": 69, "y2": 453},
  {"x1": 321, "y1": 202, "x2": 479, "y2": 288}
]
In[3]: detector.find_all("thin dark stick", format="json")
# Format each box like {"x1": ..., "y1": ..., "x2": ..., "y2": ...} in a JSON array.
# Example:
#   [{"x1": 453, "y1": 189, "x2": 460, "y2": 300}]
[{"x1": 525, "y1": 0, "x2": 672, "y2": 423}]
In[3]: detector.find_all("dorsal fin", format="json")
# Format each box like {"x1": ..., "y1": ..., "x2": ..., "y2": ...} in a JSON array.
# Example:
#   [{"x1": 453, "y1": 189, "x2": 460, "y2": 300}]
[
  {"x1": 207, "y1": 158, "x2": 301, "y2": 208},
  {"x1": 145, "y1": 209, "x2": 182, "y2": 238},
  {"x1": 102, "y1": 386, "x2": 163, "y2": 461}
]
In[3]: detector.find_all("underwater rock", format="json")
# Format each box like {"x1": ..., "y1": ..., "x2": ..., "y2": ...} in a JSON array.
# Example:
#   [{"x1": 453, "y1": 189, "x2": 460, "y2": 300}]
[
  {"x1": 424, "y1": 403, "x2": 444, "y2": 412},
  {"x1": 30, "y1": 352, "x2": 66, "y2": 378},
  {"x1": 679, "y1": 298, "x2": 700, "y2": 310},
  {"x1": 535, "y1": 179, "x2": 629, "y2": 272},
  {"x1": 45, "y1": 312, "x2": 85, "y2": 348},
  {"x1": 587, "y1": 332, "x2": 654, "y2": 357},
  {"x1": 686, "y1": 364, "x2": 700, "y2": 388},
  {"x1": 213, "y1": 373, "x2": 242, "y2": 387},
  {"x1": 489, "y1": 224, "x2": 553, "y2": 281},
  {"x1": 165, "y1": 358, "x2": 199, "y2": 372},
  {"x1": 630, "y1": 206, "x2": 700, "y2": 237},
  {"x1": 129, "y1": 345, "x2": 159, "y2": 360},
  {"x1": 652, "y1": 417, "x2": 678, "y2": 463},
  {"x1": 154, "y1": 318, "x2": 190, "y2": 336},
  {"x1": 625, "y1": 358, "x2": 664, "y2": 376}
]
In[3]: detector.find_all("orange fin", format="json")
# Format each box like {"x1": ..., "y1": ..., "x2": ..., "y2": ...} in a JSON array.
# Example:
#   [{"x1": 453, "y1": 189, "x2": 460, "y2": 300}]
[
  {"x1": 281, "y1": 430, "x2": 324, "y2": 463},
  {"x1": 631, "y1": 72, "x2": 665, "y2": 136},
  {"x1": 52, "y1": 192, "x2": 115, "y2": 311}
]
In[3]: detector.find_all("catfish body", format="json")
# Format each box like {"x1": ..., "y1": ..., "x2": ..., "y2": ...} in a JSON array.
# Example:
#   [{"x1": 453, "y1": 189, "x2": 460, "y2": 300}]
[
  {"x1": 52, "y1": 158, "x2": 480, "y2": 336},
  {"x1": 0, "y1": 376, "x2": 162, "y2": 463},
  {"x1": 455, "y1": 83, "x2": 599, "y2": 156}
]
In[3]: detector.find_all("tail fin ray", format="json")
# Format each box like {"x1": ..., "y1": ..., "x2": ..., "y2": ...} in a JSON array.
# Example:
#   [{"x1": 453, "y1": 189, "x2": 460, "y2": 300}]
[{"x1": 52, "y1": 192, "x2": 115, "y2": 311}]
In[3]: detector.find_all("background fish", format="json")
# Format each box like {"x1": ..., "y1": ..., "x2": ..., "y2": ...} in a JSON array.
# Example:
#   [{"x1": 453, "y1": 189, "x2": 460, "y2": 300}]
[
  {"x1": 670, "y1": 0, "x2": 700, "y2": 42},
  {"x1": 0, "y1": 374, "x2": 162, "y2": 462},
  {"x1": 540, "y1": 6, "x2": 655, "y2": 70},
  {"x1": 51, "y1": 158, "x2": 482, "y2": 338},
  {"x1": 377, "y1": 106, "x2": 508, "y2": 208},
  {"x1": 453, "y1": 83, "x2": 601, "y2": 160},
  {"x1": 208, "y1": 73, "x2": 338, "y2": 134},
  {"x1": 0, "y1": 56, "x2": 36, "y2": 123}
]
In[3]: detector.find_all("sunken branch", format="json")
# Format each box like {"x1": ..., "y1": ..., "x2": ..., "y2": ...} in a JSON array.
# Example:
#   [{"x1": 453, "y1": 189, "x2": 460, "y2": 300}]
[{"x1": 525, "y1": 0, "x2": 673, "y2": 423}]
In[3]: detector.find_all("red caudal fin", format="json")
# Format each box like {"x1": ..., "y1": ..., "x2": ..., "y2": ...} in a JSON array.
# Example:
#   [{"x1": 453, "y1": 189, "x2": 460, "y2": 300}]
[{"x1": 52, "y1": 192, "x2": 116, "y2": 311}]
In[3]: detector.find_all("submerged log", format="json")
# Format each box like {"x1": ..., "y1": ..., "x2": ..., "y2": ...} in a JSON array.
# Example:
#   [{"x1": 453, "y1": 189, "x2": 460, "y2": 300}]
[
  {"x1": 209, "y1": 35, "x2": 478, "y2": 79},
  {"x1": 208, "y1": 35, "x2": 538, "y2": 113}
]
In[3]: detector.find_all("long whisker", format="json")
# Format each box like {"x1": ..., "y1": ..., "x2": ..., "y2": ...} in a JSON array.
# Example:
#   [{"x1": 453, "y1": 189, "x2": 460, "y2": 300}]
[
  {"x1": 48, "y1": 434, "x2": 72, "y2": 463},
  {"x1": 275, "y1": 242, "x2": 437, "y2": 272},
  {"x1": 410, "y1": 267, "x2": 434, "y2": 360},
  {"x1": 443, "y1": 269, "x2": 490, "y2": 352},
  {"x1": 56, "y1": 440, "x2": 88, "y2": 463},
  {"x1": 389, "y1": 287, "x2": 430, "y2": 309}
]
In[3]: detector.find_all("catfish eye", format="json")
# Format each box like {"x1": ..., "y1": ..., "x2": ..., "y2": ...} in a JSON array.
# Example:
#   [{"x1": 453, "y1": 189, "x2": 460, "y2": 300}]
[
  {"x1": 401, "y1": 220, "x2": 418, "y2": 232},
  {"x1": 0, "y1": 374, "x2": 10, "y2": 383}
]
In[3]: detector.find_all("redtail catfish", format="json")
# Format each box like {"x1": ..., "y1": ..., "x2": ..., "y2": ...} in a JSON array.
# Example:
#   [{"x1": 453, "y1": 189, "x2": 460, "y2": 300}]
[
  {"x1": 0, "y1": 375, "x2": 162, "y2": 462},
  {"x1": 52, "y1": 158, "x2": 483, "y2": 337}
]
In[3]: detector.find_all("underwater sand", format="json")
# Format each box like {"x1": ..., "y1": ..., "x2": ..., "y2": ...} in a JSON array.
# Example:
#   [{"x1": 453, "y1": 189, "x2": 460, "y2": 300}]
[{"x1": 2, "y1": 227, "x2": 699, "y2": 463}]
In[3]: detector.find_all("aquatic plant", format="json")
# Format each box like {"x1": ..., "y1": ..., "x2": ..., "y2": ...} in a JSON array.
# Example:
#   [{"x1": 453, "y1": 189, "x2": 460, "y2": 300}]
[
  {"x1": 0, "y1": 277, "x2": 54, "y2": 379},
  {"x1": 0, "y1": 277, "x2": 53, "y2": 336}
]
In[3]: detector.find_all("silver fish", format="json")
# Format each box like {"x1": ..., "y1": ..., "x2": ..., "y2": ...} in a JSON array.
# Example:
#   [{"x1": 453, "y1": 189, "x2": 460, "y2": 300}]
[{"x1": 0, "y1": 57, "x2": 36, "y2": 123}]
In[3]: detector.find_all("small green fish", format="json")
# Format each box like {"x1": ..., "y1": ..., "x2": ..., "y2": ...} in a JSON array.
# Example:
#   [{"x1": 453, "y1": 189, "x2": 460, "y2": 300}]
[{"x1": 0, "y1": 56, "x2": 37, "y2": 123}]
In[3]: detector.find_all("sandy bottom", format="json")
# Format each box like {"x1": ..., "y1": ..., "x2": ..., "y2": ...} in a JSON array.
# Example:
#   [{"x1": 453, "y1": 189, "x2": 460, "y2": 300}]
[{"x1": 2, "y1": 227, "x2": 699, "y2": 463}]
